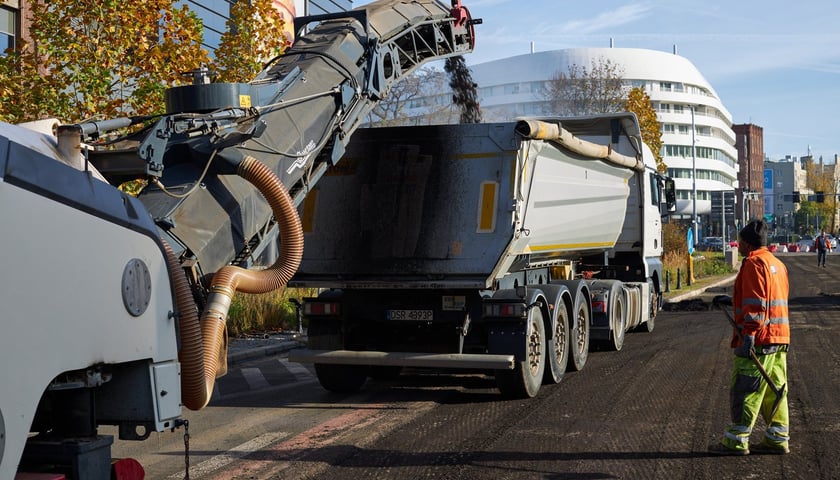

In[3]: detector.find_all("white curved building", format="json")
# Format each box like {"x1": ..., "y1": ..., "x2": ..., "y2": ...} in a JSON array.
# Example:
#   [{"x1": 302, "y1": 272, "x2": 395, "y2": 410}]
[{"x1": 464, "y1": 48, "x2": 738, "y2": 229}]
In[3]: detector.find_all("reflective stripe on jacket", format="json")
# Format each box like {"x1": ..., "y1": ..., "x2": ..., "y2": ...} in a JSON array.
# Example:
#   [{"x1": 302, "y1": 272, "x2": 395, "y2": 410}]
[{"x1": 732, "y1": 247, "x2": 790, "y2": 346}]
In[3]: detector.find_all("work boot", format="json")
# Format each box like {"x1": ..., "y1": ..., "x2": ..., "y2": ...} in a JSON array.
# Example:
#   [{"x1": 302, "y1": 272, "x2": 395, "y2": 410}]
[
  {"x1": 708, "y1": 443, "x2": 749, "y2": 456},
  {"x1": 751, "y1": 441, "x2": 790, "y2": 455}
]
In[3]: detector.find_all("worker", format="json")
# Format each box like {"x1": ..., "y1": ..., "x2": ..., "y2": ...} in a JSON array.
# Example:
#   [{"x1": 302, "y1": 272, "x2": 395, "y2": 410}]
[
  {"x1": 816, "y1": 230, "x2": 830, "y2": 267},
  {"x1": 709, "y1": 219, "x2": 791, "y2": 456}
]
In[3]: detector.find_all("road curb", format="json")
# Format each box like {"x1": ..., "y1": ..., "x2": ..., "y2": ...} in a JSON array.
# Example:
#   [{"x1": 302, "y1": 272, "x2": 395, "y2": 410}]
[
  {"x1": 227, "y1": 340, "x2": 301, "y2": 365},
  {"x1": 664, "y1": 273, "x2": 738, "y2": 303}
]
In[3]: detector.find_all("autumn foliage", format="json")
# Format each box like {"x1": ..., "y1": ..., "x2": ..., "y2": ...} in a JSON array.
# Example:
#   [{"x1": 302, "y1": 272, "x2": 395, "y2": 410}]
[
  {"x1": 625, "y1": 86, "x2": 666, "y2": 173},
  {"x1": 0, "y1": 0, "x2": 288, "y2": 123}
]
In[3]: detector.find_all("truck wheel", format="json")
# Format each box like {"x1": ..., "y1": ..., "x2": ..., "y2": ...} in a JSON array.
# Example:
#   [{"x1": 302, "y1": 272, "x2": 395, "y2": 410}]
[
  {"x1": 496, "y1": 308, "x2": 546, "y2": 398},
  {"x1": 569, "y1": 289, "x2": 590, "y2": 371},
  {"x1": 314, "y1": 364, "x2": 368, "y2": 393},
  {"x1": 641, "y1": 289, "x2": 657, "y2": 333},
  {"x1": 543, "y1": 302, "x2": 569, "y2": 384},
  {"x1": 609, "y1": 286, "x2": 627, "y2": 351}
]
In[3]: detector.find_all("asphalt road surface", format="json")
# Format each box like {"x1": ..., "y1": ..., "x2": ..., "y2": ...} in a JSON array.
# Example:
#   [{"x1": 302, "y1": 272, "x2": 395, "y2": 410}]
[{"x1": 113, "y1": 253, "x2": 840, "y2": 479}]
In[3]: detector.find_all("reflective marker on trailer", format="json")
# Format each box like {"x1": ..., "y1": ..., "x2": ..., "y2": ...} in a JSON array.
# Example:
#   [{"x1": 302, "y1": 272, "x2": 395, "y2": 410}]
[{"x1": 304, "y1": 302, "x2": 341, "y2": 316}]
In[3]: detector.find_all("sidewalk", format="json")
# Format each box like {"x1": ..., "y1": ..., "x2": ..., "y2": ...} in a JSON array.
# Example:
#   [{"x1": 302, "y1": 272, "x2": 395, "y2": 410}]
[
  {"x1": 227, "y1": 333, "x2": 303, "y2": 366},
  {"x1": 663, "y1": 273, "x2": 737, "y2": 303}
]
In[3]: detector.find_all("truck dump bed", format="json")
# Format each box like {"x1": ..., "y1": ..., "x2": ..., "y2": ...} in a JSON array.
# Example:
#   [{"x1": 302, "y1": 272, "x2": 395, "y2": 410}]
[{"x1": 291, "y1": 118, "x2": 640, "y2": 289}]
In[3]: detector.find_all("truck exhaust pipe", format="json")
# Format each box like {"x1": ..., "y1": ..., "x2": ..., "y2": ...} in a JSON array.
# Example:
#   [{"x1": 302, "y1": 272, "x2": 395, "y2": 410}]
[
  {"x1": 515, "y1": 119, "x2": 645, "y2": 172},
  {"x1": 173, "y1": 155, "x2": 304, "y2": 410}
]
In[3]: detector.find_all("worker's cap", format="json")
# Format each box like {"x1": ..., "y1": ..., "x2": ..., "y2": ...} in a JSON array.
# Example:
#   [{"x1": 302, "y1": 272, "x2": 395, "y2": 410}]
[{"x1": 739, "y1": 219, "x2": 768, "y2": 247}]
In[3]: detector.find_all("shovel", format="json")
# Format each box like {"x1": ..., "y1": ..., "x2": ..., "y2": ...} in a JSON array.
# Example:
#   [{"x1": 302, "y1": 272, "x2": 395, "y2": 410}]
[{"x1": 711, "y1": 295, "x2": 788, "y2": 418}]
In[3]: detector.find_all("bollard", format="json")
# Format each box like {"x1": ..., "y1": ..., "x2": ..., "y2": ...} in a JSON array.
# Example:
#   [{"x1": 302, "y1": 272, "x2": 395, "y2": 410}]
[
  {"x1": 676, "y1": 268, "x2": 682, "y2": 290},
  {"x1": 687, "y1": 253, "x2": 695, "y2": 285},
  {"x1": 665, "y1": 270, "x2": 671, "y2": 292}
]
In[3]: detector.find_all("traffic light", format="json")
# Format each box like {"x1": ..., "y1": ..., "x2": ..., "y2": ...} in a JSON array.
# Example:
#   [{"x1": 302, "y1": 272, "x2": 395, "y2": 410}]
[{"x1": 793, "y1": 191, "x2": 800, "y2": 203}]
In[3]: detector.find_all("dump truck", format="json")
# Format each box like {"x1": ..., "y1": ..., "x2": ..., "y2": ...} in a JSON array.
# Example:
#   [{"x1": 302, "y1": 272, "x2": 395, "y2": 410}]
[
  {"x1": 289, "y1": 114, "x2": 676, "y2": 398},
  {"x1": 0, "y1": 1, "x2": 478, "y2": 478}
]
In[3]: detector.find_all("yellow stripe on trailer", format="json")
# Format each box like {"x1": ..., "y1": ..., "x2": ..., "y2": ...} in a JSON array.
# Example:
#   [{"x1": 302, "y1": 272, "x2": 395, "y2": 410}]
[
  {"x1": 524, "y1": 241, "x2": 616, "y2": 253},
  {"x1": 477, "y1": 181, "x2": 498, "y2": 233}
]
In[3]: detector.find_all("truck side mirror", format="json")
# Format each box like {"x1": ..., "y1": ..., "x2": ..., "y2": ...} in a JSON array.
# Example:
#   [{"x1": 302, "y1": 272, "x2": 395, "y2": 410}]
[{"x1": 663, "y1": 178, "x2": 676, "y2": 212}]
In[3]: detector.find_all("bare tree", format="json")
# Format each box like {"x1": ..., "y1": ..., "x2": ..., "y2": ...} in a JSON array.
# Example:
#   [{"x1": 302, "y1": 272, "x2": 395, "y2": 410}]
[
  {"x1": 367, "y1": 66, "x2": 457, "y2": 126},
  {"x1": 541, "y1": 56, "x2": 627, "y2": 116}
]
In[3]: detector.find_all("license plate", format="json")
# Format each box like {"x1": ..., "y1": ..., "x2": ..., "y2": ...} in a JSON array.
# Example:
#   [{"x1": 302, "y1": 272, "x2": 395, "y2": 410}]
[{"x1": 388, "y1": 309, "x2": 433, "y2": 321}]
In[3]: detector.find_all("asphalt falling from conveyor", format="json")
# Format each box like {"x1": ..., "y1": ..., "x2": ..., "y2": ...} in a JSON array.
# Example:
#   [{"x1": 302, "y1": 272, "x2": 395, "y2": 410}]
[{"x1": 445, "y1": 56, "x2": 482, "y2": 124}]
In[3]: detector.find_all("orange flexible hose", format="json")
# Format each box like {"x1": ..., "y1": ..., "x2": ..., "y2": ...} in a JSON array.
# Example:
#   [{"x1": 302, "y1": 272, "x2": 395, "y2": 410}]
[{"x1": 176, "y1": 155, "x2": 304, "y2": 410}]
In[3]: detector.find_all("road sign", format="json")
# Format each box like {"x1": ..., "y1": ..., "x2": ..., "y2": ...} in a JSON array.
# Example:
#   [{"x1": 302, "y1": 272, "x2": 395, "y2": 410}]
[{"x1": 687, "y1": 228, "x2": 694, "y2": 254}]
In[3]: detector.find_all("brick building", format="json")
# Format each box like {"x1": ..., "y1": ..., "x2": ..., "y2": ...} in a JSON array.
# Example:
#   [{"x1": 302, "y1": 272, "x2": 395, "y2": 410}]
[{"x1": 732, "y1": 123, "x2": 764, "y2": 225}]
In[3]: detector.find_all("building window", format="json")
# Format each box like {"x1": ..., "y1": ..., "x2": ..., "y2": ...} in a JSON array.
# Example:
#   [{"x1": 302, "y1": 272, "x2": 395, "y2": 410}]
[{"x1": 1, "y1": 6, "x2": 16, "y2": 54}]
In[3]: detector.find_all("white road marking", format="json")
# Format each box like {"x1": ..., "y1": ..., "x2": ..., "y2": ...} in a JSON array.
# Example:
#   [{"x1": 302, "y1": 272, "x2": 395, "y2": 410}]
[
  {"x1": 241, "y1": 367, "x2": 270, "y2": 390},
  {"x1": 279, "y1": 357, "x2": 313, "y2": 381},
  {"x1": 167, "y1": 431, "x2": 288, "y2": 479}
]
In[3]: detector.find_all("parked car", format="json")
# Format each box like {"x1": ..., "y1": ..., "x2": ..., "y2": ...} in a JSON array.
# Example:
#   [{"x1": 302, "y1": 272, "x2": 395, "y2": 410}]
[
  {"x1": 699, "y1": 237, "x2": 724, "y2": 251},
  {"x1": 827, "y1": 235, "x2": 838, "y2": 249},
  {"x1": 797, "y1": 236, "x2": 814, "y2": 252}
]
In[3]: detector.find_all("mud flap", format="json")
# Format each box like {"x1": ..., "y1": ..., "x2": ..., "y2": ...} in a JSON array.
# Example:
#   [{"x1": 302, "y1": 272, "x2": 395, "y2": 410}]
[{"x1": 487, "y1": 323, "x2": 526, "y2": 361}]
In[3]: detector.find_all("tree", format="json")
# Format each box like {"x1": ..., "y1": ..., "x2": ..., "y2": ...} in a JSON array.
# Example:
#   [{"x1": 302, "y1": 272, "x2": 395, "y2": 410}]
[
  {"x1": 366, "y1": 66, "x2": 457, "y2": 127},
  {"x1": 0, "y1": 0, "x2": 210, "y2": 123},
  {"x1": 0, "y1": 0, "x2": 289, "y2": 124},
  {"x1": 541, "y1": 56, "x2": 626, "y2": 116},
  {"x1": 625, "y1": 87, "x2": 666, "y2": 173},
  {"x1": 213, "y1": 0, "x2": 290, "y2": 83},
  {"x1": 803, "y1": 158, "x2": 838, "y2": 233}
]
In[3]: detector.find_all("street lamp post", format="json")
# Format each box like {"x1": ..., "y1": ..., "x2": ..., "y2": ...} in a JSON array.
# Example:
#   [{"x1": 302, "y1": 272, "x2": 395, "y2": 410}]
[{"x1": 690, "y1": 106, "x2": 697, "y2": 245}]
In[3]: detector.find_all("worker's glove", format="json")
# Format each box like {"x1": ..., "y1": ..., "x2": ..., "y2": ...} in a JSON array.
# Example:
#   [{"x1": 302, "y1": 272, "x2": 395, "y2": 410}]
[{"x1": 734, "y1": 335, "x2": 755, "y2": 358}]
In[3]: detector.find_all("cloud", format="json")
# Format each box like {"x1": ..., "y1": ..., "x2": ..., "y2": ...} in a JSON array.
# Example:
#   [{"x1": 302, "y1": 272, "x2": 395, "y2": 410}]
[{"x1": 554, "y1": 3, "x2": 653, "y2": 35}]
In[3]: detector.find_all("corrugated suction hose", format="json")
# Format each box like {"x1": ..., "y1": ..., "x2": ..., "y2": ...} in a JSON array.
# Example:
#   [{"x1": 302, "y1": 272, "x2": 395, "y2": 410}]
[{"x1": 172, "y1": 155, "x2": 304, "y2": 410}]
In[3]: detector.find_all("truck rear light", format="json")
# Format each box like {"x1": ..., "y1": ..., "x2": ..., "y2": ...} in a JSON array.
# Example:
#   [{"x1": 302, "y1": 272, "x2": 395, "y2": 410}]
[
  {"x1": 483, "y1": 302, "x2": 526, "y2": 318},
  {"x1": 591, "y1": 300, "x2": 606, "y2": 313},
  {"x1": 303, "y1": 301, "x2": 341, "y2": 316}
]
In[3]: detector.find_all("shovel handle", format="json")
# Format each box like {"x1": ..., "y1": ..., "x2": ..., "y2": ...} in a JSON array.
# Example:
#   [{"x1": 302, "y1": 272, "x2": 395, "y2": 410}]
[{"x1": 716, "y1": 305, "x2": 785, "y2": 397}]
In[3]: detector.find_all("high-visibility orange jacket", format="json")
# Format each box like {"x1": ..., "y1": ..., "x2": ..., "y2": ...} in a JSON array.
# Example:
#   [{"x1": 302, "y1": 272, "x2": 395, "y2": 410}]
[{"x1": 732, "y1": 246, "x2": 790, "y2": 347}]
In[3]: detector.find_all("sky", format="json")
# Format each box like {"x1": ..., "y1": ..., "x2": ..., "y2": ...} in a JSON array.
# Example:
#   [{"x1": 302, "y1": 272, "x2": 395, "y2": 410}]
[{"x1": 355, "y1": 0, "x2": 840, "y2": 162}]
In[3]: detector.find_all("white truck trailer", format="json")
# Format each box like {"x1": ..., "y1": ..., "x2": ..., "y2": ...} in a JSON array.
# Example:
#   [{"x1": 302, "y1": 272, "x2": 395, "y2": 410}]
[{"x1": 289, "y1": 113, "x2": 676, "y2": 398}]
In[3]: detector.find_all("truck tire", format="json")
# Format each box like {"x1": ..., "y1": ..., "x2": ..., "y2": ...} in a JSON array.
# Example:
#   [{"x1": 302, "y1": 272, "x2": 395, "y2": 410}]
[
  {"x1": 569, "y1": 289, "x2": 590, "y2": 371},
  {"x1": 643, "y1": 289, "x2": 658, "y2": 332},
  {"x1": 636, "y1": 282, "x2": 657, "y2": 333},
  {"x1": 608, "y1": 284, "x2": 627, "y2": 351},
  {"x1": 496, "y1": 307, "x2": 546, "y2": 398},
  {"x1": 543, "y1": 299, "x2": 569, "y2": 384},
  {"x1": 314, "y1": 364, "x2": 368, "y2": 393}
]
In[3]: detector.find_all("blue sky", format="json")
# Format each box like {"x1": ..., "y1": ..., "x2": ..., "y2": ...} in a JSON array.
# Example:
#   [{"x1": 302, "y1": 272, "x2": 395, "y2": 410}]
[{"x1": 355, "y1": 0, "x2": 840, "y2": 162}]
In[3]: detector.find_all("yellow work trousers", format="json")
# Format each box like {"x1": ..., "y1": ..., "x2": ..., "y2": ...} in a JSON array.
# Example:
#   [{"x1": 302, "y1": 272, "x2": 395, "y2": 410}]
[{"x1": 721, "y1": 349, "x2": 789, "y2": 451}]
